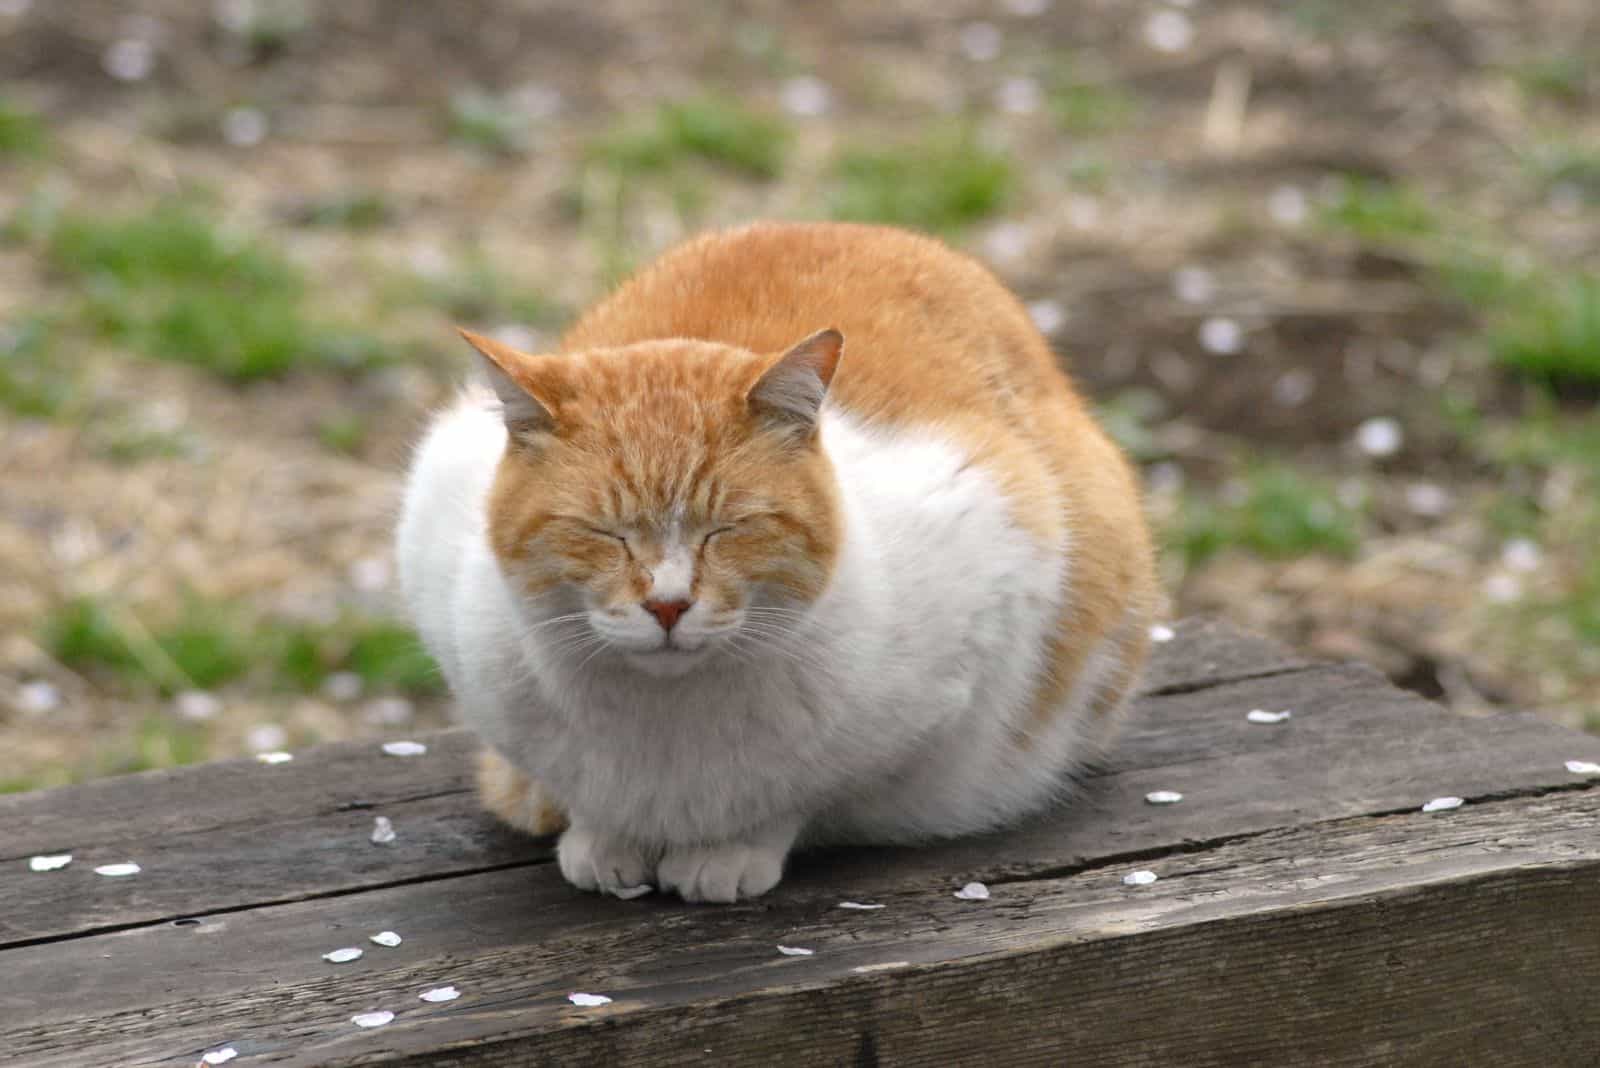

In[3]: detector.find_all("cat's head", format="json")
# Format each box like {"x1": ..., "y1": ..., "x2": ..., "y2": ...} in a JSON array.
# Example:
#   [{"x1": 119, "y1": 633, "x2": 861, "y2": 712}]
[{"x1": 463, "y1": 328, "x2": 844, "y2": 677}]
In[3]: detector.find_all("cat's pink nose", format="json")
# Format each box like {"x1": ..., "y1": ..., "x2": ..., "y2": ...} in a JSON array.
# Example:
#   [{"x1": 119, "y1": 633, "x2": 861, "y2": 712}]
[{"x1": 643, "y1": 598, "x2": 691, "y2": 631}]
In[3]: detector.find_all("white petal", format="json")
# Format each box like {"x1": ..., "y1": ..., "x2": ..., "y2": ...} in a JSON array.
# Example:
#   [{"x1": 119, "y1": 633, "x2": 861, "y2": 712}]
[
  {"x1": 1421, "y1": 796, "x2": 1464, "y2": 813},
  {"x1": 953, "y1": 882, "x2": 990, "y2": 901},
  {"x1": 95, "y1": 862, "x2": 140, "y2": 877},
  {"x1": 381, "y1": 740, "x2": 428, "y2": 757},
  {"x1": 837, "y1": 901, "x2": 885, "y2": 910},
  {"x1": 1246, "y1": 709, "x2": 1292, "y2": 724},
  {"x1": 851, "y1": 961, "x2": 910, "y2": 974},
  {"x1": 351, "y1": 1011, "x2": 394, "y2": 1028},
  {"x1": 370, "y1": 816, "x2": 397, "y2": 844},
  {"x1": 256, "y1": 751, "x2": 294, "y2": 764},
  {"x1": 1145, "y1": 790, "x2": 1184, "y2": 805},
  {"x1": 29, "y1": 854, "x2": 72, "y2": 872},
  {"x1": 776, "y1": 945, "x2": 815, "y2": 956},
  {"x1": 420, "y1": 985, "x2": 461, "y2": 1003},
  {"x1": 1149, "y1": 624, "x2": 1176, "y2": 643},
  {"x1": 370, "y1": 931, "x2": 402, "y2": 947},
  {"x1": 568, "y1": 992, "x2": 612, "y2": 1007},
  {"x1": 323, "y1": 947, "x2": 364, "y2": 963},
  {"x1": 1123, "y1": 870, "x2": 1158, "y2": 886},
  {"x1": 1566, "y1": 760, "x2": 1600, "y2": 775},
  {"x1": 200, "y1": 1049, "x2": 238, "y2": 1066}
]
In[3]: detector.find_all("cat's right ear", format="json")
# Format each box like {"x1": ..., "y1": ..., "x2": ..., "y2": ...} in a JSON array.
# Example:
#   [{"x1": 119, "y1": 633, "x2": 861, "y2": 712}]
[{"x1": 458, "y1": 328, "x2": 557, "y2": 440}]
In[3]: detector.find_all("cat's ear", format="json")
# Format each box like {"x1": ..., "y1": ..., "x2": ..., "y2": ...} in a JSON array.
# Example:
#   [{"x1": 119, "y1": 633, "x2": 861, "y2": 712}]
[
  {"x1": 748, "y1": 328, "x2": 843, "y2": 439},
  {"x1": 458, "y1": 328, "x2": 558, "y2": 439}
]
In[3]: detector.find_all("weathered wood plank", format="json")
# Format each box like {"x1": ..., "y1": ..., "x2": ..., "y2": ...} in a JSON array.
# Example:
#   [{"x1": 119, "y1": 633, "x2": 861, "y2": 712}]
[
  {"x1": 5, "y1": 787, "x2": 1596, "y2": 1066},
  {"x1": 5, "y1": 661, "x2": 1598, "y2": 947},
  {"x1": 0, "y1": 617, "x2": 1300, "y2": 861}
]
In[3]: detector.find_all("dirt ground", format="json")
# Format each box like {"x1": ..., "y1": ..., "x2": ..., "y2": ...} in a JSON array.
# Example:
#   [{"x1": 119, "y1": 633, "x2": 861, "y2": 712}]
[{"x1": 1, "y1": 0, "x2": 1596, "y2": 787}]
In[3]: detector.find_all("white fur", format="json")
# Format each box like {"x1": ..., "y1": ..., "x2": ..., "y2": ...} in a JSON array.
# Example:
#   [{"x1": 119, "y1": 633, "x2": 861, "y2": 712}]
[{"x1": 397, "y1": 393, "x2": 1121, "y2": 902}]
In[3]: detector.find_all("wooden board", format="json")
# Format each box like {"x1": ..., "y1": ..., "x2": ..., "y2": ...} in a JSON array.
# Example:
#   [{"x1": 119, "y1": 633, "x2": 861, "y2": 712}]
[{"x1": 2, "y1": 620, "x2": 1597, "y2": 1067}]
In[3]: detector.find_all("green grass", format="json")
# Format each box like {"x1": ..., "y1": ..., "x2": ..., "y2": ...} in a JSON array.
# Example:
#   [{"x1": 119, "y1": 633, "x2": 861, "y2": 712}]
[
  {"x1": 1050, "y1": 74, "x2": 1136, "y2": 135},
  {"x1": 292, "y1": 189, "x2": 394, "y2": 230},
  {"x1": 1320, "y1": 176, "x2": 1435, "y2": 240},
  {"x1": 41, "y1": 596, "x2": 443, "y2": 698},
  {"x1": 1526, "y1": 143, "x2": 1600, "y2": 203},
  {"x1": 393, "y1": 254, "x2": 564, "y2": 327},
  {"x1": 1173, "y1": 464, "x2": 1364, "y2": 567},
  {"x1": 593, "y1": 96, "x2": 790, "y2": 180},
  {"x1": 1508, "y1": 55, "x2": 1590, "y2": 104},
  {"x1": 1440, "y1": 256, "x2": 1600, "y2": 386},
  {"x1": 40, "y1": 203, "x2": 385, "y2": 381},
  {"x1": 0, "y1": 317, "x2": 73, "y2": 417},
  {"x1": 828, "y1": 128, "x2": 1013, "y2": 233},
  {"x1": 447, "y1": 89, "x2": 532, "y2": 157},
  {"x1": 0, "y1": 98, "x2": 47, "y2": 158}
]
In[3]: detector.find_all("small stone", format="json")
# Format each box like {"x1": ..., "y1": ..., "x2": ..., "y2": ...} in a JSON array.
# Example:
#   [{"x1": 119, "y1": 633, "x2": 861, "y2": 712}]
[
  {"x1": 611, "y1": 883, "x2": 652, "y2": 900},
  {"x1": 1199, "y1": 317, "x2": 1244, "y2": 355},
  {"x1": 1404, "y1": 482, "x2": 1453, "y2": 518},
  {"x1": 103, "y1": 38, "x2": 155, "y2": 81},
  {"x1": 247, "y1": 724, "x2": 288, "y2": 753},
  {"x1": 1564, "y1": 761, "x2": 1600, "y2": 776},
  {"x1": 17, "y1": 680, "x2": 61, "y2": 714},
  {"x1": 174, "y1": 689, "x2": 221, "y2": 721},
  {"x1": 1272, "y1": 369, "x2": 1315, "y2": 408},
  {"x1": 365, "y1": 697, "x2": 415, "y2": 726},
  {"x1": 382, "y1": 740, "x2": 428, "y2": 757},
  {"x1": 371, "y1": 816, "x2": 397, "y2": 844},
  {"x1": 1149, "y1": 624, "x2": 1176, "y2": 643},
  {"x1": 29, "y1": 854, "x2": 72, "y2": 872},
  {"x1": 370, "y1": 931, "x2": 402, "y2": 947},
  {"x1": 1268, "y1": 184, "x2": 1309, "y2": 226},
  {"x1": 322, "y1": 671, "x2": 363, "y2": 702},
  {"x1": 348, "y1": 555, "x2": 392, "y2": 593},
  {"x1": 420, "y1": 985, "x2": 461, "y2": 1003},
  {"x1": 995, "y1": 76, "x2": 1042, "y2": 115},
  {"x1": 568, "y1": 992, "x2": 612, "y2": 1007},
  {"x1": 1246, "y1": 709, "x2": 1292, "y2": 724},
  {"x1": 200, "y1": 1048, "x2": 239, "y2": 1066},
  {"x1": 1145, "y1": 790, "x2": 1183, "y2": 805},
  {"x1": 1421, "y1": 796, "x2": 1464, "y2": 813},
  {"x1": 1482, "y1": 573, "x2": 1522, "y2": 604},
  {"x1": 95, "y1": 862, "x2": 140, "y2": 877},
  {"x1": 1355, "y1": 417, "x2": 1403, "y2": 458},
  {"x1": 221, "y1": 106, "x2": 267, "y2": 147},
  {"x1": 323, "y1": 947, "x2": 364, "y2": 963},
  {"x1": 350, "y1": 1011, "x2": 394, "y2": 1028},
  {"x1": 837, "y1": 901, "x2": 885, "y2": 910},
  {"x1": 1143, "y1": 10, "x2": 1194, "y2": 53},
  {"x1": 1027, "y1": 299, "x2": 1066, "y2": 336},
  {"x1": 959, "y1": 21, "x2": 1002, "y2": 62},
  {"x1": 1501, "y1": 538, "x2": 1542, "y2": 573},
  {"x1": 953, "y1": 881, "x2": 990, "y2": 901},
  {"x1": 256, "y1": 751, "x2": 294, "y2": 765},
  {"x1": 1123, "y1": 869, "x2": 1158, "y2": 886},
  {"x1": 776, "y1": 945, "x2": 815, "y2": 956},
  {"x1": 780, "y1": 75, "x2": 831, "y2": 117},
  {"x1": 983, "y1": 221, "x2": 1030, "y2": 264},
  {"x1": 1173, "y1": 266, "x2": 1216, "y2": 305}
]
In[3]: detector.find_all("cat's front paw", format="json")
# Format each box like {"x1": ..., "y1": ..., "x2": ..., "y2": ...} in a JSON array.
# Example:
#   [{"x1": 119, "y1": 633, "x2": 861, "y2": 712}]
[
  {"x1": 656, "y1": 840, "x2": 788, "y2": 903},
  {"x1": 557, "y1": 825, "x2": 654, "y2": 898}
]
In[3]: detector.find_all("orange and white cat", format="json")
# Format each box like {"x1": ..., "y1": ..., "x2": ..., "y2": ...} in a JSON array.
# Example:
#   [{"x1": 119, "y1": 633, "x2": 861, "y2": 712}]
[{"x1": 397, "y1": 222, "x2": 1157, "y2": 903}]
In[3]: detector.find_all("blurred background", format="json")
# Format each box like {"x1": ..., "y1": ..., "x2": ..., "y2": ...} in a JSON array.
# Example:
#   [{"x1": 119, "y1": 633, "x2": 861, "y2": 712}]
[{"x1": 1, "y1": 0, "x2": 1596, "y2": 790}]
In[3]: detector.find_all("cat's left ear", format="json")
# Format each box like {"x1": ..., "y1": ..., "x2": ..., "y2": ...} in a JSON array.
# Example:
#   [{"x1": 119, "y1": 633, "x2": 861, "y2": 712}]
[
  {"x1": 457, "y1": 328, "x2": 560, "y2": 440},
  {"x1": 748, "y1": 328, "x2": 844, "y2": 439}
]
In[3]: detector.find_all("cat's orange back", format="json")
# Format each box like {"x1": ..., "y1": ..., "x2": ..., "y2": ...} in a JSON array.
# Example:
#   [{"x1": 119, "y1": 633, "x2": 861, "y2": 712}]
[{"x1": 561, "y1": 222, "x2": 1157, "y2": 734}]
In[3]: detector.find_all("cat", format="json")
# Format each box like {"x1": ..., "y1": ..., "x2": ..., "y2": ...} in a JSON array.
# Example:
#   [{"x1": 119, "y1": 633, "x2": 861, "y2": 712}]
[{"x1": 396, "y1": 221, "x2": 1158, "y2": 903}]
